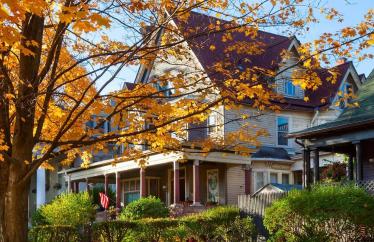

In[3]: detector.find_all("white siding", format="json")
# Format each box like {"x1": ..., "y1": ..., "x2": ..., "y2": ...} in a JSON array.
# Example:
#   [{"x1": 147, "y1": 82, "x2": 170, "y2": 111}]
[{"x1": 226, "y1": 165, "x2": 245, "y2": 205}]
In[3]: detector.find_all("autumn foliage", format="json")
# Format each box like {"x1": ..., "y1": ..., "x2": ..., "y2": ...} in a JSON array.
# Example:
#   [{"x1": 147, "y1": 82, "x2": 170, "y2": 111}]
[{"x1": 0, "y1": 0, "x2": 373, "y2": 241}]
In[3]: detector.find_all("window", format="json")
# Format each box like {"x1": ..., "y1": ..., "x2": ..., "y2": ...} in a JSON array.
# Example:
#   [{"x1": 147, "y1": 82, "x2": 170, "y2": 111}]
[
  {"x1": 154, "y1": 81, "x2": 173, "y2": 97},
  {"x1": 277, "y1": 116, "x2": 289, "y2": 146},
  {"x1": 282, "y1": 174, "x2": 290, "y2": 184},
  {"x1": 255, "y1": 172, "x2": 265, "y2": 191},
  {"x1": 270, "y1": 173, "x2": 278, "y2": 183},
  {"x1": 338, "y1": 83, "x2": 353, "y2": 109},
  {"x1": 140, "y1": 68, "x2": 149, "y2": 83},
  {"x1": 208, "y1": 115, "x2": 217, "y2": 135},
  {"x1": 284, "y1": 80, "x2": 296, "y2": 96},
  {"x1": 124, "y1": 179, "x2": 140, "y2": 204}
]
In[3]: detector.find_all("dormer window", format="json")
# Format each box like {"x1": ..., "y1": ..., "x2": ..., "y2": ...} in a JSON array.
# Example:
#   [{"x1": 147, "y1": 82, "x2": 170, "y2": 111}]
[{"x1": 284, "y1": 80, "x2": 296, "y2": 96}]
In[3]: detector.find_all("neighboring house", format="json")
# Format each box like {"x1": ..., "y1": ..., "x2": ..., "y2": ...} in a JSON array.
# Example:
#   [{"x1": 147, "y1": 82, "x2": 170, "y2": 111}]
[
  {"x1": 58, "y1": 11, "x2": 365, "y2": 208},
  {"x1": 290, "y1": 69, "x2": 374, "y2": 190},
  {"x1": 253, "y1": 183, "x2": 302, "y2": 196}
]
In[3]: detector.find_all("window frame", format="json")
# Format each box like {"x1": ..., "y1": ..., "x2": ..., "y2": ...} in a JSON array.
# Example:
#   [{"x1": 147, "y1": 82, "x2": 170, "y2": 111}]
[
  {"x1": 276, "y1": 115, "x2": 291, "y2": 147},
  {"x1": 284, "y1": 80, "x2": 296, "y2": 97}
]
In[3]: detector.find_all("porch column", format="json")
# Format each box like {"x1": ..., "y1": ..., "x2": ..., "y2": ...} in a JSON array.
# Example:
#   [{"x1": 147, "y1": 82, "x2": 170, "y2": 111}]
[
  {"x1": 244, "y1": 165, "x2": 252, "y2": 195},
  {"x1": 348, "y1": 155, "x2": 354, "y2": 181},
  {"x1": 192, "y1": 160, "x2": 201, "y2": 206},
  {"x1": 66, "y1": 175, "x2": 72, "y2": 193},
  {"x1": 140, "y1": 168, "x2": 146, "y2": 198},
  {"x1": 354, "y1": 141, "x2": 363, "y2": 181},
  {"x1": 313, "y1": 149, "x2": 320, "y2": 183},
  {"x1": 115, "y1": 172, "x2": 121, "y2": 209},
  {"x1": 104, "y1": 174, "x2": 109, "y2": 195},
  {"x1": 304, "y1": 148, "x2": 311, "y2": 189},
  {"x1": 85, "y1": 178, "x2": 90, "y2": 192},
  {"x1": 173, "y1": 161, "x2": 180, "y2": 204},
  {"x1": 36, "y1": 168, "x2": 46, "y2": 208}
]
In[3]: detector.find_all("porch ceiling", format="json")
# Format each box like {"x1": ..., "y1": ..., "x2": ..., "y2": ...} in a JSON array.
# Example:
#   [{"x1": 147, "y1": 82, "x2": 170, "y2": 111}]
[{"x1": 60, "y1": 151, "x2": 251, "y2": 181}]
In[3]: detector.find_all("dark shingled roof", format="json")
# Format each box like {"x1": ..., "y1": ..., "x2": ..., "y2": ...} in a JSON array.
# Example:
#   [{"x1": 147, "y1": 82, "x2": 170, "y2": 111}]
[
  {"x1": 174, "y1": 11, "x2": 352, "y2": 111},
  {"x1": 290, "y1": 68, "x2": 374, "y2": 138},
  {"x1": 252, "y1": 146, "x2": 291, "y2": 160}
]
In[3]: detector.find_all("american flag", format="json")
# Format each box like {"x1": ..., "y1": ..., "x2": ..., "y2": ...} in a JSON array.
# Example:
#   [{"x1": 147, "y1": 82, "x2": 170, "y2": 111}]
[{"x1": 99, "y1": 192, "x2": 109, "y2": 209}]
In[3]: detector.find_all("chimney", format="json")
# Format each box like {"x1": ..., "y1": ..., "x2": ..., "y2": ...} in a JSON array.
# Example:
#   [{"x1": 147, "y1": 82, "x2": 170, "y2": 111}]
[{"x1": 336, "y1": 57, "x2": 348, "y2": 65}]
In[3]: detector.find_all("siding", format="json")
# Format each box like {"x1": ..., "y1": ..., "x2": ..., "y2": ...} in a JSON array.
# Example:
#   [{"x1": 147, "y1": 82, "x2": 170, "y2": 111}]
[
  {"x1": 226, "y1": 164, "x2": 245, "y2": 205},
  {"x1": 224, "y1": 107, "x2": 313, "y2": 151}
]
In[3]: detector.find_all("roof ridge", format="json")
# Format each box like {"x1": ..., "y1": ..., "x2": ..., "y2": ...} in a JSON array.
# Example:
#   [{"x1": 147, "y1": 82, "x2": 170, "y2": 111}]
[{"x1": 187, "y1": 11, "x2": 290, "y2": 40}]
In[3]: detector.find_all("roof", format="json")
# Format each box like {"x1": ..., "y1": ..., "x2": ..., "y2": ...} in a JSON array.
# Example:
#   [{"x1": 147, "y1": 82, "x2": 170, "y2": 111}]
[
  {"x1": 290, "y1": 68, "x2": 374, "y2": 138},
  {"x1": 253, "y1": 183, "x2": 302, "y2": 195},
  {"x1": 252, "y1": 146, "x2": 291, "y2": 160},
  {"x1": 122, "y1": 82, "x2": 136, "y2": 90},
  {"x1": 173, "y1": 11, "x2": 352, "y2": 111}
]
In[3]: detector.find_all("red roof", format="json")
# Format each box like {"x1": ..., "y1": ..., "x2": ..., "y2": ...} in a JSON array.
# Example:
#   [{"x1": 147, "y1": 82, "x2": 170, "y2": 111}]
[{"x1": 173, "y1": 11, "x2": 351, "y2": 111}]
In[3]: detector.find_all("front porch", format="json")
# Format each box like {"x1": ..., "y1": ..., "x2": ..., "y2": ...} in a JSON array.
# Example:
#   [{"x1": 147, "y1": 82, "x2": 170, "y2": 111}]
[{"x1": 61, "y1": 151, "x2": 252, "y2": 209}]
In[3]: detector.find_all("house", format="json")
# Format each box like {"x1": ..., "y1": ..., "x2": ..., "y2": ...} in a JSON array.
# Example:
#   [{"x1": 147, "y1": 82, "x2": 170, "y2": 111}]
[
  {"x1": 252, "y1": 183, "x2": 302, "y2": 195},
  {"x1": 59, "y1": 11, "x2": 365, "y2": 208},
  {"x1": 290, "y1": 69, "x2": 374, "y2": 191}
]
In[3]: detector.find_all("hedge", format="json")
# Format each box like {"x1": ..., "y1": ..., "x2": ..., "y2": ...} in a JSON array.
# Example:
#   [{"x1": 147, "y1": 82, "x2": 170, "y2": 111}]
[
  {"x1": 264, "y1": 185, "x2": 374, "y2": 242},
  {"x1": 29, "y1": 206, "x2": 256, "y2": 242},
  {"x1": 28, "y1": 225, "x2": 80, "y2": 242}
]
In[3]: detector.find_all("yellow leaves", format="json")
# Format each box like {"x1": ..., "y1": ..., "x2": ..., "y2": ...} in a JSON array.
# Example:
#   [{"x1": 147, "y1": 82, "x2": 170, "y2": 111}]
[
  {"x1": 209, "y1": 45, "x2": 216, "y2": 51},
  {"x1": 303, "y1": 96, "x2": 310, "y2": 102},
  {"x1": 80, "y1": 151, "x2": 93, "y2": 168},
  {"x1": 368, "y1": 34, "x2": 374, "y2": 46},
  {"x1": 41, "y1": 162, "x2": 55, "y2": 170}
]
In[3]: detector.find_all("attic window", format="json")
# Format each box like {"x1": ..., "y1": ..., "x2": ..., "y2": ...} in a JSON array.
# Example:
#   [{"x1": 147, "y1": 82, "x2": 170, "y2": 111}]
[{"x1": 284, "y1": 80, "x2": 296, "y2": 96}]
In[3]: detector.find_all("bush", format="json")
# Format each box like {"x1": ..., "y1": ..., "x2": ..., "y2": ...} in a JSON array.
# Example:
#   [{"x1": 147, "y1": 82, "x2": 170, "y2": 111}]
[
  {"x1": 90, "y1": 206, "x2": 255, "y2": 242},
  {"x1": 264, "y1": 185, "x2": 374, "y2": 242},
  {"x1": 93, "y1": 221, "x2": 137, "y2": 242},
  {"x1": 119, "y1": 196, "x2": 168, "y2": 220},
  {"x1": 28, "y1": 225, "x2": 80, "y2": 242},
  {"x1": 39, "y1": 192, "x2": 97, "y2": 227},
  {"x1": 31, "y1": 208, "x2": 48, "y2": 227},
  {"x1": 136, "y1": 218, "x2": 179, "y2": 242},
  {"x1": 180, "y1": 206, "x2": 241, "y2": 241},
  {"x1": 92, "y1": 185, "x2": 116, "y2": 209},
  {"x1": 214, "y1": 216, "x2": 257, "y2": 242}
]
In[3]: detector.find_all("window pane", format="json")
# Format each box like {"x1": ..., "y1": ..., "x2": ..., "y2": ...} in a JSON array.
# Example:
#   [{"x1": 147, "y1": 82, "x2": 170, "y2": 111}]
[
  {"x1": 285, "y1": 81, "x2": 295, "y2": 96},
  {"x1": 270, "y1": 173, "x2": 278, "y2": 183},
  {"x1": 256, "y1": 172, "x2": 265, "y2": 191},
  {"x1": 282, "y1": 174, "x2": 290, "y2": 184},
  {"x1": 277, "y1": 116, "x2": 289, "y2": 146}
]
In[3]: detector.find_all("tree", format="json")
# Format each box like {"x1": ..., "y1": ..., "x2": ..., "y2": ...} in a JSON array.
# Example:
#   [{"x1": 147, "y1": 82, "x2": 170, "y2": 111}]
[{"x1": 0, "y1": 0, "x2": 372, "y2": 241}]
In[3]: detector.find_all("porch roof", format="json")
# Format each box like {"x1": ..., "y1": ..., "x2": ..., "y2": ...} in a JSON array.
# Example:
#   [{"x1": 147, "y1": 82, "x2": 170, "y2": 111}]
[{"x1": 59, "y1": 150, "x2": 251, "y2": 181}]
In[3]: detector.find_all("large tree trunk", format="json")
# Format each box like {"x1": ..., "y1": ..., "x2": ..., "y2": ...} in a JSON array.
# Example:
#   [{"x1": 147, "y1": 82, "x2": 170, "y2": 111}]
[
  {"x1": 0, "y1": 12, "x2": 45, "y2": 242},
  {"x1": 3, "y1": 173, "x2": 30, "y2": 242}
]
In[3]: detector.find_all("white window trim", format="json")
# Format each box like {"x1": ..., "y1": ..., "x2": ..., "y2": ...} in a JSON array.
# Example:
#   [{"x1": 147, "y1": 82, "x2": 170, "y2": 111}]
[{"x1": 276, "y1": 115, "x2": 292, "y2": 148}]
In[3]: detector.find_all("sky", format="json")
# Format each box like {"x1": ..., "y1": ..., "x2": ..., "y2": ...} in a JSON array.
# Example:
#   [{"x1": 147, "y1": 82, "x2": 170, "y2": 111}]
[{"x1": 96, "y1": 0, "x2": 374, "y2": 94}]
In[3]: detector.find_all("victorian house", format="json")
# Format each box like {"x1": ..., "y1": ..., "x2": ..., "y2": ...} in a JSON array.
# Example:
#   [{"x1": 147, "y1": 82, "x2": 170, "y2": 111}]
[{"x1": 59, "y1": 11, "x2": 365, "y2": 209}]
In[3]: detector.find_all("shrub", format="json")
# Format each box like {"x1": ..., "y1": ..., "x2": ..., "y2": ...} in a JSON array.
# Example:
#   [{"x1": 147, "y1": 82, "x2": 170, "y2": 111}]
[
  {"x1": 93, "y1": 221, "x2": 137, "y2": 242},
  {"x1": 39, "y1": 192, "x2": 97, "y2": 227},
  {"x1": 119, "y1": 196, "x2": 168, "y2": 220},
  {"x1": 264, "y1": 185, "x2": 374, "y2": 242},
  {"x1": 213, "y1": 216, "x2": 257, "y2": 242},
  {"x1": 136, "y1": 218, "x2": 179, "y2": 242},
  {"x1": 31, "y1": 208, "x2": 48, "y2": 227},
  {"x1": 28, "y1": 225, "x2": 80, "y2": 242},
  {"x1": 92, "y1": 185, "x2": 116, "y2": 209},
  {"x1": 180, "y1": 206, "x2": 241, "y2": 241}
]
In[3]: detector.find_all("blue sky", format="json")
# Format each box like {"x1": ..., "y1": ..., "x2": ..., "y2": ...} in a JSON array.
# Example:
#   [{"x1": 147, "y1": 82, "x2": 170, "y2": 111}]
[{"x1": 97, "y1": 0, "x2": 373, "y2": 93}]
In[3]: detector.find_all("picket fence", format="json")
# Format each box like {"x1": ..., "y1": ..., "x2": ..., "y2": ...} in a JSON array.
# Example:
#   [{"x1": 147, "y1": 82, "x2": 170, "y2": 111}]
[{"x1": 237, "y1": 192, "x2": 287, "y2": 217}]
